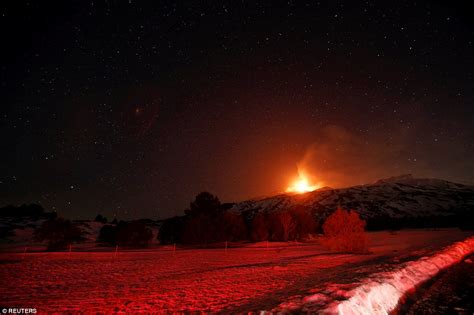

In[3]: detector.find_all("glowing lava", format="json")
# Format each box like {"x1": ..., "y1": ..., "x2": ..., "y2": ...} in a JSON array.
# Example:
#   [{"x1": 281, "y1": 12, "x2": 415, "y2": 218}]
[{"x1": 286, "y1": 172, "x2": 320, "y2": 194}]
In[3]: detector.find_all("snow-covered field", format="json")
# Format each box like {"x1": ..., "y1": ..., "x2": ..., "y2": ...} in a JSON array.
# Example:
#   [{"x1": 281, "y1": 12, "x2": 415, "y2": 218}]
[{"x1": 0, "y1": 229, "x2": 473, "y2": 313}]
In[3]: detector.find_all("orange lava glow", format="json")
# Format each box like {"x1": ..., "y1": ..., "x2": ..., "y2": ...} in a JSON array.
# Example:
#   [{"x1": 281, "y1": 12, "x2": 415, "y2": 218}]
[{"x1": 286, "y1": 171, "x2": 320, "y2": 194}]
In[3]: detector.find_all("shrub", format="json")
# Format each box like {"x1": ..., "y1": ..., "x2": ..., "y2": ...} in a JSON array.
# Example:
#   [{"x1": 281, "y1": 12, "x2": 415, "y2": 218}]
[
  {"x1": 158, "y1": 216, "x2": 185, "y2": 244},
  {"x1": 34, "y1": 218, "x2": 85, "y2": 251},
  {"x1": 322, "y1": 208, "x2": 368, "y2": 253},
  {"x1": 97, "y1": 224, "x2": 117, "y2": 245},
  {"x1": 116, "y1": 221, "x2": 153, "y2": 247},
  {"x1": 97, "y1": 221, "x2": 153, "y2": 247}
]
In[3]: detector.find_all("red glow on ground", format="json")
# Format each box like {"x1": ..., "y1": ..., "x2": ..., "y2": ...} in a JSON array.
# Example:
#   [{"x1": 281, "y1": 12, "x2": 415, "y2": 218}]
[{"x1": 1, "y1": 230, "x2": 472, "y2": 313}]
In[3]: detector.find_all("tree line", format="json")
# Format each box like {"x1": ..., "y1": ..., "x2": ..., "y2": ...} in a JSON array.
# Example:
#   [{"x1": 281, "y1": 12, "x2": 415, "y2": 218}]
[
  {"x1": 157, "y1": 192, "x2": 317, "y2": 245},
  {"x1": 5, "y1": 192, "x2": 471, "y2": 251}
]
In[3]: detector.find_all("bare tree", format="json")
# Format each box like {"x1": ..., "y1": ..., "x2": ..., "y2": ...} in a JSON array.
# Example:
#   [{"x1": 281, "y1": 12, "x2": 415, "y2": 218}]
[{"x1": 279, "y1": 211, "x2": 297, "y2": 241}]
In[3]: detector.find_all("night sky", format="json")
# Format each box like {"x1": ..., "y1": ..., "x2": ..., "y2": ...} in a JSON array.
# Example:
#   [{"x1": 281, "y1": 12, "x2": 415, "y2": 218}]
[{"x1": 1, "y1": 1, "x2": 473, "y2": 220}]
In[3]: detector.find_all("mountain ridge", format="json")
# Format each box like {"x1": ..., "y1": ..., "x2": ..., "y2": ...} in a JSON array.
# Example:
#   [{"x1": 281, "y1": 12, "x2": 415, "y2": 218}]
[{"x1": 228, "y1": 175, "x2": 474, "y2": 229}]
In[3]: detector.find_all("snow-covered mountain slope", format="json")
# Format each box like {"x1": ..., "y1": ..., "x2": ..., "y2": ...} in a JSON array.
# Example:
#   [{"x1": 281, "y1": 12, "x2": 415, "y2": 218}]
[{"x1": 230, "y1": 174, "x2": 474, "y2": 225}]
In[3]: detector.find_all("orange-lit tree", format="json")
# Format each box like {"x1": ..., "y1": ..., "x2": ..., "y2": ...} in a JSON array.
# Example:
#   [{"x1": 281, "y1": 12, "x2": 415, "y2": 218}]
[{"x1": 322, "y1": 208, "x2": 368, "y2": 253}]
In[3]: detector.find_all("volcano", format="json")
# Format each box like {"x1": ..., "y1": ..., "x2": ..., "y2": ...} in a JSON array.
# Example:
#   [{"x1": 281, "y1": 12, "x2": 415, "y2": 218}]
[{"x1": 229, "y1": 174, "x2": 474, "y2": 230}]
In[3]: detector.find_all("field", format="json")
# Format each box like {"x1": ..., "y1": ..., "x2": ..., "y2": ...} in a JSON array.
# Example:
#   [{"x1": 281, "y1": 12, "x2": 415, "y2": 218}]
[{"x1": 0, "y1": 229, "x2": 473, "y2": 313}]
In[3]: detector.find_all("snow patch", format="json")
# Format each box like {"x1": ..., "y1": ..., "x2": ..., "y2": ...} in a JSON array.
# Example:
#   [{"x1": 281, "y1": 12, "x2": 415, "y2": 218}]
[{"x1": 323, "y1": 236, "x2": 474, "y2": 314}]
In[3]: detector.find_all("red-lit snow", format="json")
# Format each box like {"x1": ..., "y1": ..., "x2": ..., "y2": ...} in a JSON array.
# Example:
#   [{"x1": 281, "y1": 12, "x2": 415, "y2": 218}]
[
  {"x1": 283, "y1": 235, "x2": 474, "y2": 314},
  {"x1": 0, "y1": 229, "x2": 473, "y2": 313}
]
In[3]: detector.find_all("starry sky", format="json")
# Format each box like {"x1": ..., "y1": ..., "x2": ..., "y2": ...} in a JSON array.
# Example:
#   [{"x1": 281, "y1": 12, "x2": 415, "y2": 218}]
[{"x1": 1, "y1": 1, "x2": 473, "y2": 219}]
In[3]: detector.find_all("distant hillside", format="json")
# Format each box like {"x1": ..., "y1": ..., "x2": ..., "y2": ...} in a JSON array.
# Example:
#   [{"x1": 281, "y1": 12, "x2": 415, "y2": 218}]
[
  {"x1": 2, "y1": 175, "x2": 473, "y2": 249},
  {"x1": 229, "y1": 174, "x2": 474, "y2": 230}
]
